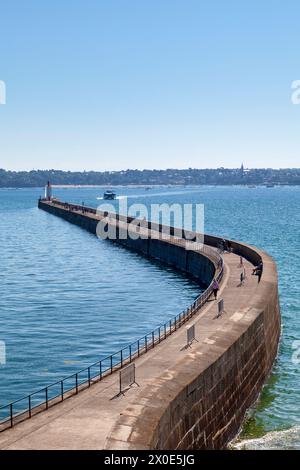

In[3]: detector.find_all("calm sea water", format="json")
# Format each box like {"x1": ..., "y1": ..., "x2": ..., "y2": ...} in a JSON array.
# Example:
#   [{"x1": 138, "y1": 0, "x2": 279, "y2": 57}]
[
  {"x1": 0, "y1": 185, "x2": 299, "y2": 448},
  {"x1": 0, "y1": 188, "x2": 203, "y2": 417}
]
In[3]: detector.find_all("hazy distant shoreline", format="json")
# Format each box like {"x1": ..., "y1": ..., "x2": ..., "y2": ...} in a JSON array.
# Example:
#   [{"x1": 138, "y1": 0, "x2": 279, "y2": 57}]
[
  {"x1": 1, "y1": 168, "x2": 299, "y2": 188},
  {"x1": 0, "y1": 183, "x2": 299, "y2": 190}
]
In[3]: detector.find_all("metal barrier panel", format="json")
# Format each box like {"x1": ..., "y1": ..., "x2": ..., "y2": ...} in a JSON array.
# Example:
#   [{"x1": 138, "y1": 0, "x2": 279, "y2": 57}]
[
  {"x1": 218, "y1": 299, "x2": 224, "y2": 316},
  {"x1": 119, "y1": 363, "x2": 136, "y2": 394},
  {"x1": 187, "y1": 324, "x2": 196, "y2": 346}
]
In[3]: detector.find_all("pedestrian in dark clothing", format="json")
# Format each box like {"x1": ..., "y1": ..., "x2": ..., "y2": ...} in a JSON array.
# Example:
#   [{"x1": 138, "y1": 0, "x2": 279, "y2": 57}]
[
  {"x1": 212, "y1": 279, "x2": 219, "y2": 299},
  {"x1": 252, "y1": 261, "x2": 263, "y2": 283},
  {"x1": 257, "y1": 267, "x2": 263, "y2": 283}
]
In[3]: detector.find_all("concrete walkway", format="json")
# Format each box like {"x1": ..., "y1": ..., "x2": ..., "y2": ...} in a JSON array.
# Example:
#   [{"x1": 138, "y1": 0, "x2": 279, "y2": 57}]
[{"x1": 0, "y1": 251, "x2": 259, "y2": 450}]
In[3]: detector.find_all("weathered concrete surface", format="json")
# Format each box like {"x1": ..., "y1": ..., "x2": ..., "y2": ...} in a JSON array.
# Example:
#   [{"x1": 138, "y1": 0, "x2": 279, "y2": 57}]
[
  {"x1": 0, "y1": 201, "x2": 280, "y2": 449},
  {"x1": 105, "y1": 247, "x2": 280, "y2": 450}
]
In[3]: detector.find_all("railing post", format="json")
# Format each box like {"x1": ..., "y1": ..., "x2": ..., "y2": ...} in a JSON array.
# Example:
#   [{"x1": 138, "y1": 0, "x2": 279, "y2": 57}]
[
  {"x1": 100, "y1": 361, "x2": 102, "y2": 380},
  {"x1": 110, "y1": 355, "x2": 113, "y2": 374},
  {"x1": 45, "y1": 387, "x2": 48, "y2": 410},
  {"x1": 61, "y1": 381, "x2": 64, "y2": 401},
  {"x1": 120, "y1": 350, "x2": 123, "y2": 368},
  {"x1": 152, "y1": 331, "x2": 155, "y2": 348},
  {"x1": 75, "y1": 374, "x2": 78, "y2": 394},
  {"x1": 145, "y1": 336, "x2": 147, "y2": 352},
  {"x1": 158, "y1": 327, "x2": 161, "y2": 343},
  {"x1": 129, "y1": 345, "x2": 132, "y2": 363},
  {"x1": 28, "y1": 395, "x2": 31, "y2": 418},
  {"x1": 164, "y1": 323, "x2": 167, "y2": 339},
  {"x1": 169, "y1": 320, "x2": 172, "y2": 335},
  {"x1": 138, "y1": 340, "x2": 140, "y2": 357},
  {"x1": 88, "y1": 367, "x2": 91, "y2": 386},
  {"x1": 10, "y1": 404, "x2": 13, "y2": 428}
]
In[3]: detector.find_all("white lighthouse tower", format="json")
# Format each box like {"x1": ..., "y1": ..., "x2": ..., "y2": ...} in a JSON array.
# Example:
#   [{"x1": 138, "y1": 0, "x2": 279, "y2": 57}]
[{"x1": 45, "y1": 181, "x2": 52, "y2": 201}]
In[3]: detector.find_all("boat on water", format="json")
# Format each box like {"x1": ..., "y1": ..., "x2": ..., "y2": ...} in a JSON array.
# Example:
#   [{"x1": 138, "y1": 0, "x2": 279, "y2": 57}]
[
  {"x1": 266, "y1": 183, "x2": 275, "y2": 188},
  {"x1": 103, "y1": 190, "x2": 116, "y2": 200}
]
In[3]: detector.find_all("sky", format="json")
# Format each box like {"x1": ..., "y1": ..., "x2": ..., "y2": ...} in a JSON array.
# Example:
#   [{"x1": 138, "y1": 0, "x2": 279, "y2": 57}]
[{"x1": 0, "y1": 0, "x2": 300, "y2": 171}]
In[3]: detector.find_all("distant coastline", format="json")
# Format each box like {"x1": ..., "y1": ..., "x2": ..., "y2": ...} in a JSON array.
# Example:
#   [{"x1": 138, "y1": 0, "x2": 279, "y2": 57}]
[
  {"x1": 0, "y1": 167, "x2": 299, "y2": 188},
  {"x1": 1, "y1": 183, "x2": 300, "y2": 190}
]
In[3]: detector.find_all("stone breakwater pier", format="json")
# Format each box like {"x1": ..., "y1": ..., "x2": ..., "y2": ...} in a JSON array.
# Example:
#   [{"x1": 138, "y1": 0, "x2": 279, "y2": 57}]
[{"x1": 0, "y1": 199, "x2": 281, "y2": 450}]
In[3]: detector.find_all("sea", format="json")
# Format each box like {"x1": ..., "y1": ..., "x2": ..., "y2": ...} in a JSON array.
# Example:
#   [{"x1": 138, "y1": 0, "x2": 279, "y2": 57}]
[{"x1": 0, "y1": 185, "x2": 299, "y2": 449}]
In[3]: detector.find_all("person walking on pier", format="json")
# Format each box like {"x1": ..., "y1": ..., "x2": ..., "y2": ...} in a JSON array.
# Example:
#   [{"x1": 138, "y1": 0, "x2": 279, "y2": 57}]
[
  {"x1": 252, "y1": 261, "x2": 263, "y2": 283},
  {"x1": 212, "y1": 279, "x2": 219, "y2": 300}
]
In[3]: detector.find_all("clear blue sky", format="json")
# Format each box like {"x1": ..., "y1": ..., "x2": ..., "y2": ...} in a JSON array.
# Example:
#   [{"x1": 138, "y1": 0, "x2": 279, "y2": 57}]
[{"x1": 0, "y1": 0, "x2": 299, "y2": 171}]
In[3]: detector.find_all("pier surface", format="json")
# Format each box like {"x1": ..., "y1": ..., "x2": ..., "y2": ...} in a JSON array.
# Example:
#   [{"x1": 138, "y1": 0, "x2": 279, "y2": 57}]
[{"x1": 0, "y1": 200, "x2": 280, "y2": 449}]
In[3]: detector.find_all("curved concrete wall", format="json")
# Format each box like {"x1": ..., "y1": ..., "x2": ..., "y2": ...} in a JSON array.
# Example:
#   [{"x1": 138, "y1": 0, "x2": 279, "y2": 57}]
[
  {"x1": 38, "y1": 200, "x2": 281, "y2": 449},
  {"x1": 151, "y1": 250, "x2": 279, "y2": 449},
  {"x1": 104, "y1": 246, "x2": 280, "y2": 450},
  {"x1": 38, "y1": 200, "x2": 216, "y2": 287}
]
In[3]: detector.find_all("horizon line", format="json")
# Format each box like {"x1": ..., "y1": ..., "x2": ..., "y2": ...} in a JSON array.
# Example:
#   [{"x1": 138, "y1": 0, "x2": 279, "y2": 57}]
[{"x1": 1, "y1": 166, "x2": 300, "y2": 173}]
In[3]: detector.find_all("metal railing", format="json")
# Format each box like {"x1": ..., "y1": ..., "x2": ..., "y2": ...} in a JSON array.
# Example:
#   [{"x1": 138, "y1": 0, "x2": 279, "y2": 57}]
[
  {"x1": 0, "y1": 258, "x2": 223, "y2": 431},
  {"x1": 0, "y1": 199, "x2": 224, "y2": 430}
]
